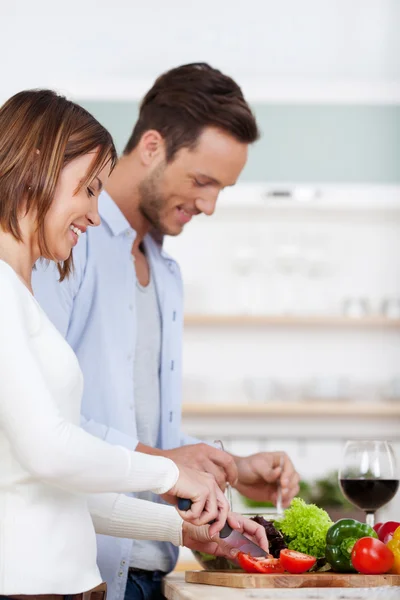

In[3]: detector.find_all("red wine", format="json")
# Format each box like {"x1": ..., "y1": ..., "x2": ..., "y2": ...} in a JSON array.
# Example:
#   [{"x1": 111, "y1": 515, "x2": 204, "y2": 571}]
[{"x1": 340, "y1": 478, "x2": 399, "y2": 511}]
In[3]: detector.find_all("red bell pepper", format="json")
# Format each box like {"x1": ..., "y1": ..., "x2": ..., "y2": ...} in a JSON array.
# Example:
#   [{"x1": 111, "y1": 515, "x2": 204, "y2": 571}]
[
  {"x1": 375, "y1": 521, "x2": 400, "y2": 544},
  {"x1": 373, "y1": 522, "x2": 383, "y2": 535}
]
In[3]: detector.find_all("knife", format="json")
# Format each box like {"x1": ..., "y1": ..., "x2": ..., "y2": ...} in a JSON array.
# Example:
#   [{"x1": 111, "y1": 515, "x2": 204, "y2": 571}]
[{"x1": 177, "y1": 498, "x2": 267, "y2": 558}]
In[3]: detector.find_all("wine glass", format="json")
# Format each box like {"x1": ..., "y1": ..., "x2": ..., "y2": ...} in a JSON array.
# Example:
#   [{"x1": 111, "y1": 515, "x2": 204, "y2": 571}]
[{"x1": 339, "y1": 440, "x2": 399, "y2": 527}]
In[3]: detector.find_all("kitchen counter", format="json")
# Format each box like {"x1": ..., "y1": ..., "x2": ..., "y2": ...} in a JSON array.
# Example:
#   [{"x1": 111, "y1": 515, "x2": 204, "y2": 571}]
[{"x1": 162, "y1": 573, "x2": 398, "y2": 600}]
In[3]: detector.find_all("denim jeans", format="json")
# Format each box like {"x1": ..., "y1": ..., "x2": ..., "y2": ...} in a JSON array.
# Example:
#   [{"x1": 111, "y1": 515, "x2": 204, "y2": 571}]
[{"x1": 124, "y1": 570, "x2": 166, "y2": 600}]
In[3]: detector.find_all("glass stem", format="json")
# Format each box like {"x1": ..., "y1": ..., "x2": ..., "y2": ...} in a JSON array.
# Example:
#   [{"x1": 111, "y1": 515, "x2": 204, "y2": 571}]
[{"x1": 365, "y1": 511, "x2": 375, "y2": 528}]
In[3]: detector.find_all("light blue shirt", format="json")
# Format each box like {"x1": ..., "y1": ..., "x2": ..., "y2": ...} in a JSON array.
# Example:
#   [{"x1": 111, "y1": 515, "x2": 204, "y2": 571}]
[{"x1": 32, "y1": 191, "x2": 198, "y2": 600}]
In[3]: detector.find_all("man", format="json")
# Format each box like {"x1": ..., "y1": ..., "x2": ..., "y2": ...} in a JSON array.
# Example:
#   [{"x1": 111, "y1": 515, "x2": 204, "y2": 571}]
[{"x1": 33, "y1": 63, "x2": 300, "y2": 600}]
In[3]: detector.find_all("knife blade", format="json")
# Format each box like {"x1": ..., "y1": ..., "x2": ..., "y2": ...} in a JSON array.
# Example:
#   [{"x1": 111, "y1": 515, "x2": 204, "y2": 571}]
[{"x1": 177, "y1": 498, "x2": 267, "y2": 558}]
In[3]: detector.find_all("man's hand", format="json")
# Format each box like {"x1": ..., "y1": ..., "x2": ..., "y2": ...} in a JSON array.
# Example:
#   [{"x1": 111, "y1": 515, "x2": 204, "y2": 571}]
[
  {"x1": 234, "y1": 452, "x2": 300, "y2": 508},
  {"x1": 138, "y1": 442, "x2": 238, "y2": 490},
  {"x1": 182, "y1": 512, "x2": 269, "y2": 557},
  {"x1": 137, "y1": 442, "x2": 299, "y2": 506},
  {"x1": 161, "y1": 465, "x2": 229, "y2": 537}
]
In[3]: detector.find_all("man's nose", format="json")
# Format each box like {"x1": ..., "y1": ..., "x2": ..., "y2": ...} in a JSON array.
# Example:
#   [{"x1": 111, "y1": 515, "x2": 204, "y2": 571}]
[{"x1": 195, "y1": 194, "x2": 218, "y2": 217}]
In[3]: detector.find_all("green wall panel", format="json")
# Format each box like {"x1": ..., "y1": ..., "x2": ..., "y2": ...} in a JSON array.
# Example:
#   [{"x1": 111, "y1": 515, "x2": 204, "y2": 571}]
[{"x1": 81, "y1": 100, "x2": 400, "y2": 183}]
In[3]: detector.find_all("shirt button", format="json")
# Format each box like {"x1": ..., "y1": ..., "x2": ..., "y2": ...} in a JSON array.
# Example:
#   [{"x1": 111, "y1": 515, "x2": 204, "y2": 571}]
[
  {"x1": 118, "y1": 571, "x2": 123, "y2": 577},
  {"x1": 121, "y1": 560, "x2": 126, "y2": 566}
]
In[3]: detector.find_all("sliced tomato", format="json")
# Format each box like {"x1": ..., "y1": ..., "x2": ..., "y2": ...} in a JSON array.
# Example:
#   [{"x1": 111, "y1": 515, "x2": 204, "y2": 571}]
[
  {"x1": 237, "y1": 552, "x2": 266, "y2": 573},
  {"x1": 256, "y1": 557, "x2": 285, "y2": 574},
  {"x1": 237, "y1": 552, "x2": 285, "y2": 574},
  {"x1": 351, "y1": 537, "x2": 394, "y2": 575},
  {"x1": 279, "y1": 549, "x2": 317, "y2": 574}
]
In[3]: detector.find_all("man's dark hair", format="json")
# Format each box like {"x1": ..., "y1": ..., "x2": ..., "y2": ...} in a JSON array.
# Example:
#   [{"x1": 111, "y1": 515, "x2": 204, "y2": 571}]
[{"x1": 124, "y1": 63, "x2": 259, "y2": 161}]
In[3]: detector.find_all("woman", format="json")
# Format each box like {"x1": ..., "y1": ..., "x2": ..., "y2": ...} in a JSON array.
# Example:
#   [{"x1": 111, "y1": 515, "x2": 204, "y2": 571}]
[{"x1": 0, "y1": 90, "x2": 267, "y2": 597}]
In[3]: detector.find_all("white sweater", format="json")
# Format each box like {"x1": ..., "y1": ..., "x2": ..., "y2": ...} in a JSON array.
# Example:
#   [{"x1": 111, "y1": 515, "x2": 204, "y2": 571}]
[{"x1": 0, "y1": 260, "x2": 183, "y2": 595}]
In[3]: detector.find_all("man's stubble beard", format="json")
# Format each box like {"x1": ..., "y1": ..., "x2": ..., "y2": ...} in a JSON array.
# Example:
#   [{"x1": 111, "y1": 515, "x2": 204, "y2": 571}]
[{"x1": 137, "y1": 163, "x2": 175, "y2": 236}]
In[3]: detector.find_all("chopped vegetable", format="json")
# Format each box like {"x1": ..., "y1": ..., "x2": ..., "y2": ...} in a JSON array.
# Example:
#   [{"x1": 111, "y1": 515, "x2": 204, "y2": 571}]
[
  {"x1": 237, "y1": 552, "x2": 284, "y2": 574},
  {"x1": 237, "y1": 552, "x2": 267, "y2": 573},
  {"x1": 351, "y1": 537, "x2": 394, "y2": 574},
  {"x1": 274, "y1": 498, "x2": 333, "y2": 558},
  {"x1": 256, "y1": 557, "x2": 285, "y2": 574},
  {"x1": 325, "y1": 518, "x2": 378, "y2": 573},
  {"x1": 279, "y1": 549, "x2": 317, "y2": 574},
  {"x1": 386, "y1": 525, "x2": 400, "y2": 574},
  {"x1": 251, "y1": 516, "x2": 287, "y2": 558}
]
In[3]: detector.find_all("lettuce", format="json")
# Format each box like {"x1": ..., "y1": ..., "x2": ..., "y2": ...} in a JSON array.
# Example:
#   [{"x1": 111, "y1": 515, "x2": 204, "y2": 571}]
[{"x1": 273, "y1": 498, "x2": 333, "y2": 558}]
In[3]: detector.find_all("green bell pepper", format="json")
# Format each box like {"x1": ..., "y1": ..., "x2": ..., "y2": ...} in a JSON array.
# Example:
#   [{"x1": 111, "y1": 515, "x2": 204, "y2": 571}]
[{"x1": 325, "y1": 518, "x2": 378, "y2": 572}]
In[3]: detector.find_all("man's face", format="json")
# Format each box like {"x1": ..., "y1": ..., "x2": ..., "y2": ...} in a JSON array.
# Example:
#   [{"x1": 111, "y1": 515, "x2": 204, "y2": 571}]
[{"x1": 138, "y1": 127, "x2": 248, "y2": 236}]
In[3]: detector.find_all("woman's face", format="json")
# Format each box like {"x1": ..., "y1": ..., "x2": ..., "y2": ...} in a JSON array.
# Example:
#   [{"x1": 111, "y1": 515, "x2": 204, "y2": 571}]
[{"x1": 43, "y1": 151, "x2": 110, "y2": 262}]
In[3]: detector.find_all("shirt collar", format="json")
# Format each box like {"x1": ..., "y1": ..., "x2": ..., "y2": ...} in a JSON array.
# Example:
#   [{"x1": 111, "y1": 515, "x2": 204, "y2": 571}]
[
  {"x1": 99, "y1": 190, "x2": 175, "y2": 263},
  {"x1": 99, "y1": 190, "x2": 134, "y2": 238}
]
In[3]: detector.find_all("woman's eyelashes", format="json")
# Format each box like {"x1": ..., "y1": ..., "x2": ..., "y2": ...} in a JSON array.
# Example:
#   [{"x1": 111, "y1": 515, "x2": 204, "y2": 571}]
[{"x1": 87, "y1": 187, "x2": 95, "y2": 198}]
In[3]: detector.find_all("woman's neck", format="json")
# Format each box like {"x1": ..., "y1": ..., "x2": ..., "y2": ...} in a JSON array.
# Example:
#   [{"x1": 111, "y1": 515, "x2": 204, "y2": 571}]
[{"x1": 0, "y1": 231, "x2": 37, "y2": 293}]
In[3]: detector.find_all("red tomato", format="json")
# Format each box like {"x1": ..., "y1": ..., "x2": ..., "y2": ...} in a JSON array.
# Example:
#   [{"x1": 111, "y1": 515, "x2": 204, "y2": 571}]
[
  {"x1": 237, "y1": 552, "x2": 284, "y2": 574},
  {"x1": 237, "y1": 552, "x2": 267, "y2": 573},
  {"x1": 256, "y1": 558, "x2": 285, "y2": 574},
  {"x1": 279, "y1": 549, "x2": 317, "y2": 574},
  {"x1": 351, "y1": 537, "x2": 394, "y2": 575}
]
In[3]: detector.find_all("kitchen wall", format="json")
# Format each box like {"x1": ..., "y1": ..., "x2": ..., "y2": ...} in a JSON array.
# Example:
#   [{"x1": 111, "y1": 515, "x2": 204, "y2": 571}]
[
  {"x1": 79, "y1": 101, "x2": 400, "y2": 506},
  {"x1": 170, "y1": 188, "x2": 400, "y2": 525},
  {"x1": 1, "y1": 0, "x2": 400, "y2": 102},
  {"x1": 81, "y1": 101, "x2": 400, "y2": 183},
  {"x1": 169, "y1": 195, "x2": 400, "y2": 561}
]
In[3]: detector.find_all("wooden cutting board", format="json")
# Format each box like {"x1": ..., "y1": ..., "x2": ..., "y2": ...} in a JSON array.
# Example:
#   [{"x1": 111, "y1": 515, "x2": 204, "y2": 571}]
[{"x1": 185, "y1": 570, "x2": 400, "y2": 588}]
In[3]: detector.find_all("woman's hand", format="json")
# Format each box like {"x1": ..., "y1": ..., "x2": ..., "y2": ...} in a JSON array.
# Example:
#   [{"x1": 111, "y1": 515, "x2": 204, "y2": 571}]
[
  {"x1": 161, "y1": 465, "x2": 229, "y2": 537},
  {"x1": 182, "y1": 512, "x2": 269, "y2": 557}
]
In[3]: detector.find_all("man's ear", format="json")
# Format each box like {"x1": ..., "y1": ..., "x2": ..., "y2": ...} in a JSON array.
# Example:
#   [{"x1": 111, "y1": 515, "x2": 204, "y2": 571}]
[{"x1": 138, "y1": 130, "x2": 165, "y2": 166}]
